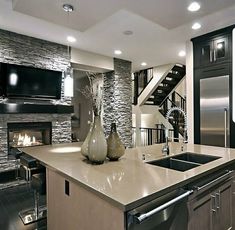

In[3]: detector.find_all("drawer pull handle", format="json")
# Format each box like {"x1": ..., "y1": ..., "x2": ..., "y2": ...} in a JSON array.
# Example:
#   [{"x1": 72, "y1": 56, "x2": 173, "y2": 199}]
[{"x1": 194, "y1": 170, "x2": 233, "y2": 191}]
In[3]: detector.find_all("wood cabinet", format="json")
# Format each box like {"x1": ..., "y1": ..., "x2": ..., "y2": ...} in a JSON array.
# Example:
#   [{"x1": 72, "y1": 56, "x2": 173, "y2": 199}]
[
  {"x1": 193, "y1": 35, "x2": 230, "y2": 68},
  {"x1": 192, "y1": 25, "x2": 234, "y2": 145},
  {"x1": 46, "y1": 168, "x2": 124, "y2": 230},
  {"x1": 188, "y1": 176, "x2": 233, "y2": 230}
]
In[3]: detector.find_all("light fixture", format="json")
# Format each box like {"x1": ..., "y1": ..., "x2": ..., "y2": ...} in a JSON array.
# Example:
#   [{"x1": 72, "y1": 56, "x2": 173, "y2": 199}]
[
  {"x1": 123, "y1": 30, "x2": 133, "y2": 35},
  {"x1": 67, "y1": 36, "x2": 76, "y2": 43},
  {"x1": 141, "y1": 62, "x2": 147, "y2": 66},
  {"x1": 64, "y1": 65, "x2": 74, "y2": 97},
  {"x1": 217, "y1": 43, "x2": 223, "y2": 49},
  {"x1": 114, "y1": 50, "x2": 122, "y2": 55},
  {"x1": 63, "y1": 3, "x2": 74, "y2": 97},
  {"x1": 9, "y1": 72, "x2": 18, "y2": 86},
  {"x1": 187, "y1": 2, "x2": 201, "y2": 12},
  {"x1": 178, "y1": 50, "x2": 186, "y2": 57},
  {"x1": 63, "y1": 4, "x2": 74, "y2": 12},
  {"x1": 192, "y1": 22, "x2": 201, "y2": 30}
]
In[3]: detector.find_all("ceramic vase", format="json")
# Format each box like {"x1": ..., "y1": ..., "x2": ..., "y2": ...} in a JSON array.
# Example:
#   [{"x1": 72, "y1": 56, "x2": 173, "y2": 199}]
[
  {"x1": 88, "y1": 115, "x2": 107, "y2": 164},
  {"x1": 107, "y1": 123, "x2": 125, "y2": 161},
  {"x1": 81, "y1": 122, "x2": 94, "y2": 158}
]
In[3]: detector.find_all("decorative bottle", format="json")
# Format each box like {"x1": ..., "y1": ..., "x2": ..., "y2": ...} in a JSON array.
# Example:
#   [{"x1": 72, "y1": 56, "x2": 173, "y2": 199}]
[
  {"x1": 88, "y1": 115, "x2": 107, "y2": 164},
  {"x1": 107, "y1": 123, "x2": 125, "y2": 161},
  {"x1": 81, "y1": 121, "x2": 93, "y2": 158}
]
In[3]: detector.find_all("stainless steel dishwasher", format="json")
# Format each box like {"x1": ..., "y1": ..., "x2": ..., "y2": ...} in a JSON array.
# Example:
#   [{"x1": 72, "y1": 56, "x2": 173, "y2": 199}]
[{"x1": 126, "y1": 189, "x2": 193, "y2": 230}]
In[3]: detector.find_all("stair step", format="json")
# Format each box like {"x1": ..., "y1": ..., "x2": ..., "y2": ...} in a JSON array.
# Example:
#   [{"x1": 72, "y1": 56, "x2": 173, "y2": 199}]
[
  {"x1": 157, "y1": 86, "x2": 172, "y2": 91},
  {"x1": 162, "y1": 79, "x2": 178, "y2": 85},
  {"x1": 167, "y1": 72, "x2": 184, "y2": 80},
  {"x1": 172, "y1": 65, "x2": 186, "y2": 74}
]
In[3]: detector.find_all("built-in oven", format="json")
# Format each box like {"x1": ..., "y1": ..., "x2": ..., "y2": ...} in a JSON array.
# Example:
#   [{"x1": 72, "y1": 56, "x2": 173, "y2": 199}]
[{"x1": 126, "y1": 189, "x2": 193, "y2": 230}]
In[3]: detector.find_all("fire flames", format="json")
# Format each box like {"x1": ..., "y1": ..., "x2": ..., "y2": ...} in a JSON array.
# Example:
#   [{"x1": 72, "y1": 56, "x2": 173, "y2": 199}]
[{"x1": 13, "y1": 133, "x2": 42, "y2": 147}]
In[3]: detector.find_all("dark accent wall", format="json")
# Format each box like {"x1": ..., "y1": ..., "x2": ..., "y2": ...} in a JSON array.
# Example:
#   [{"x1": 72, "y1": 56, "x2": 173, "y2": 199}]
[
  {"x1": 103, "y1": 58, "x2": 132, "y2": 147},
  {"x1": 0, "y1": 29, "x2": 72, "y2": 171},
  {"x1": 0, "y1": 29, "x2": 70, "y2": 102}
]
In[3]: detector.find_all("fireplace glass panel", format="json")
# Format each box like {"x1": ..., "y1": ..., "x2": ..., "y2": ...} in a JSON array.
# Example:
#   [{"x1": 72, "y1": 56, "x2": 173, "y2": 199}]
[{"x1": 7, "y1": 122, "x2": 52, "y2": 152}]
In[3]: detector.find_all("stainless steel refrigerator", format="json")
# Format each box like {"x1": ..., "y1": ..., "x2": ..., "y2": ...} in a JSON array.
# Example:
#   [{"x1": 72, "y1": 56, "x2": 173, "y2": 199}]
[{"x1": 200, "y1": 75, "x2": 230, "y2": 147}]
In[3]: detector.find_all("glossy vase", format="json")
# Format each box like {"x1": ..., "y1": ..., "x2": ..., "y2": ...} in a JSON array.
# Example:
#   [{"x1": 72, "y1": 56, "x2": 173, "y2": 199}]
[
  {"x1": 107, "y1": 123, "x2": 125, "y2": 161},
  {"x1": 81, "y1": 122, "x2": 94, "y2": 158},
  {"x1": 88, "y1": 115, "x2": 107, "y2": 164}
]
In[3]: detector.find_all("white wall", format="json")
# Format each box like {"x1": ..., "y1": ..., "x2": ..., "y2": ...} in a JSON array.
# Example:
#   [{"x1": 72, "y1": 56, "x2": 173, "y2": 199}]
[
  {"x1": 71, "y1": 48, "x2": 114, "y2": 72},
  {"x1": 186, "y1": 40, "x2": 194, "y2": 144}
]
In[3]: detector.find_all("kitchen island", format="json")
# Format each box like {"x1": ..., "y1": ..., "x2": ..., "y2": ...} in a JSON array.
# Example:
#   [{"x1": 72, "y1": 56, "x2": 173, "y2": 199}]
[{"x1": 21, "y1": 142, "x2": 235, "y2": 230}]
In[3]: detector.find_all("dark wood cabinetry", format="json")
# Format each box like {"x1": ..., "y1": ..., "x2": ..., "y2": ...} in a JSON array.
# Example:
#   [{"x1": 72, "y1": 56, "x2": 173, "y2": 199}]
[
  {"x1": 192, "y1": 25, "x2": 234, "y2": 146},
  {"x1": 188, "y1": 175, "x2": 233, "y2": 230},
  {"x1": 194, "y1": 34, "x2": 230, "y2": 68}
]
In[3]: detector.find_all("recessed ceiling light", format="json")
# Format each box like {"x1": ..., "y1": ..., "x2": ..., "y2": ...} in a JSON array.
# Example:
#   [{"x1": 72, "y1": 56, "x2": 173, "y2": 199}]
[
  {"x1": 141, "y1": 62, "x2": 147, "y2": 66},
  {"x1": 67, "y1": 36, "x2": 76, "y2": 43},
  {"x1": 178, "y1": 51, "x2": 186, "y2": 57},
  {"x1": 192, "y1": 22, "x2": 201, "y2": 30},
  {"x1": 187, "y1": 2, "x2": 201, "y2": 12},
  {"x1": 63, "y1": 4, "x2": 74, "y2": 12},
  {"x1": 123, "y1": 30, "x2": 133, "y2": 35},
  {"x1": 114, "y1": 50, "x2": 122, "y2": 55}
]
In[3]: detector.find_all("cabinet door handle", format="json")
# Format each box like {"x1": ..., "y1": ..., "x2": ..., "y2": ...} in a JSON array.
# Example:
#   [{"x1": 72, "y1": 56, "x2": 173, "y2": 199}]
[
  {"x1": 210, "y1": 50, "x2": 213, "y2": 62},
  {"x1": 213, "y1": 49, "x2": 216, "y2": 61},
  {"x1": 211, "y1": 194, "x2": 216, "y2": 212},
  {"x1": 215, "y1": 191, "x2": 220, "y2": 209},
  {"x1": 202, "y1": 47, "x2": 205, "y2": 56}
]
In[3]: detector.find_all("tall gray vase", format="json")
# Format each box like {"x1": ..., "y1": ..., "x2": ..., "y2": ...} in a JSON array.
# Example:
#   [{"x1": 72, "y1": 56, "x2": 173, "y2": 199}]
[
  {"x1": 88, "y1": 115, "x2": 107, "y2": 164},
  {"x1": 81, "y1": 121, "x2": 93, "y2": 158}
]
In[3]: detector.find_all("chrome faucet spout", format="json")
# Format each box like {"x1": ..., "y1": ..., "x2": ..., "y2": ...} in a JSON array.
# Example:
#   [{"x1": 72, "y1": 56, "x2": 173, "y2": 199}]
[
  {"x1": 162, "y1": 106, "x2": 188, "y2": 154},
  {"x1": 162, "y1": 130, "x2": 169, "y2": 155}
]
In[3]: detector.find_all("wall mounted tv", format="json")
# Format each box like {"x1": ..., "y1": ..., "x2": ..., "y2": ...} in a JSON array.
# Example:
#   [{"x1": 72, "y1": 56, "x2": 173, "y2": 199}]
[{"x1": 0, "y1": 63, "x2": 62, "y2": 99}]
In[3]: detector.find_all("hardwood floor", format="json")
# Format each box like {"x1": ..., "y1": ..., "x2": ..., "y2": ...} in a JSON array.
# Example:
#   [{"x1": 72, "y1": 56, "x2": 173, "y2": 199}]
[{"x1": 0, "y1": 183, "x2": 47, "y2": 230}]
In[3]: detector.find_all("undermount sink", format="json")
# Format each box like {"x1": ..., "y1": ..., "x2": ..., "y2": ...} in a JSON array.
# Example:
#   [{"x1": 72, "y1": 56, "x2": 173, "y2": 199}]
[{"x1": 146, "y1": 152, "x2": 221, "y2": 172}]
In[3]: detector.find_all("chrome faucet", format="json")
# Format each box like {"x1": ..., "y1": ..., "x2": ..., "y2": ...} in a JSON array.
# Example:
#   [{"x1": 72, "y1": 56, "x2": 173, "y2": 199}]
[{"x1": 162, "y1": 107, "x2": 188, "y2": 155}]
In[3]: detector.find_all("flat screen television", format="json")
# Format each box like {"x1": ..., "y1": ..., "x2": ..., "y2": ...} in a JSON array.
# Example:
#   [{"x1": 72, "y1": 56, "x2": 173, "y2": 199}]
[{"x1": 0, "y1": 63, "x2": 62, "y2": 99}]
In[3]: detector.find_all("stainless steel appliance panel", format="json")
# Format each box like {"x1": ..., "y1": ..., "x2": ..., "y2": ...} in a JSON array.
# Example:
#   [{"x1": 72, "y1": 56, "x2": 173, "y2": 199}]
[
  {"x1": 200, "y1": 75, "x2": 229, "y2": 147},
  {"x1": 127, "y1": 189, "x2": 190, "y2": 230}
]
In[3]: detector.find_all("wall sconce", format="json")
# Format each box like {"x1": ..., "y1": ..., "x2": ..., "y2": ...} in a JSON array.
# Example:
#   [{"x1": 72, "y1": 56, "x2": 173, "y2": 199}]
[{"x1": 64, "y1": 66, "x2": 74, "y2": 97}]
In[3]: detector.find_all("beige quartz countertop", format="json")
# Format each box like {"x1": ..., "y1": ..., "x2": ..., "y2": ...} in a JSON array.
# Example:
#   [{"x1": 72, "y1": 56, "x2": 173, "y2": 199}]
[{"x1": 20, "y1": 142, "x2": 235, "y2": 211}]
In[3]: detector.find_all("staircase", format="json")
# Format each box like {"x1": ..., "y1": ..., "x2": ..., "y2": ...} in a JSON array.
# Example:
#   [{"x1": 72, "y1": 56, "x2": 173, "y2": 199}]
[
  {"x1": 132, "y1": 63, "x2": 186, "y2": 145},
  {"x1": 134, "y1": 64, "x2": 186, "y2": 106},
  {"x1": 159, "y1": 92, "x2": 186, "y2": 138}
]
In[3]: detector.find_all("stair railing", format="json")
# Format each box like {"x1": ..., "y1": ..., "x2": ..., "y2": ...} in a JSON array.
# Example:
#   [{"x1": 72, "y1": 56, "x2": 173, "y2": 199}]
[
  {"x1": 132, "y1": 127, "x2": 174, "y2": 147},
  {"x1": 132, "y1": 68, "x2": 153, "y2": 105},
  {"x1": 159, "y1": 92, "x2": 186, "y2": 138}
]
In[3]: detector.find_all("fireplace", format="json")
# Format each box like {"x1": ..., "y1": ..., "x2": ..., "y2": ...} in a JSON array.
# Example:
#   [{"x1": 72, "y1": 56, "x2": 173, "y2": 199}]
[{"x1": 7, "y1": 122, "x2": 52, "y2": 153}]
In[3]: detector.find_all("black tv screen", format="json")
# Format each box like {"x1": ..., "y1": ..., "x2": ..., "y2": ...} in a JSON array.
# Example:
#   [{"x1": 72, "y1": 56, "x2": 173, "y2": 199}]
[{"x1": 0, "y1": 63, "x2": 62, "y2": 99}]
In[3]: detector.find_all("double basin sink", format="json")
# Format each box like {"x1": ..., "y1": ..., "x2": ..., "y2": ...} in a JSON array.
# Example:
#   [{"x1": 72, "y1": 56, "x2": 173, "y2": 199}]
[{"x1": 147, "y1": 152, "x2": 221, "y2": 172}]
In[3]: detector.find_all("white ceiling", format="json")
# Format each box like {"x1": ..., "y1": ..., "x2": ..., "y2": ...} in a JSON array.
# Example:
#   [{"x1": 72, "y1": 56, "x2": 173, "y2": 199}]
[{"x1": 1, "y1": 0, "x2": 235, "y2": 71}]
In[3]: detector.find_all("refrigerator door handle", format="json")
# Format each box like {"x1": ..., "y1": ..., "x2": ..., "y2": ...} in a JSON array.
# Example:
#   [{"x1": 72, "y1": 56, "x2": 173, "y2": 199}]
[{"x1": 224, "y1": 108, "x2": 227, "y2": 148}]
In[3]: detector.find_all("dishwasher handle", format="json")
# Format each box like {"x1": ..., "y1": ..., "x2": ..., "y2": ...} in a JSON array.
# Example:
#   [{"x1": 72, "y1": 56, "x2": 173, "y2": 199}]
[
  {"x1": 194, "y1": 170, "x2": 233, "y2": 191},
  {"x1": 131, "y1": 190, "x2": 193, "y2": 224}
]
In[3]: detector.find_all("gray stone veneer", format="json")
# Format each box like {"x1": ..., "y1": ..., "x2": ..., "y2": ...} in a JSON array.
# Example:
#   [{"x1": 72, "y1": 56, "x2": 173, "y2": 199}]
[
  {"x1": 0, "y1": 114, "x2": 71, "y2": 154},
  {"x1": 0, "y1": 29, "x2": 71, "y2": 104},
  {"x1": 103, "y1": 58, "x2": 132, "y2": 147},
  {"x1": 0, "y1": 29, "x2": 72, "y2": 172}
]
